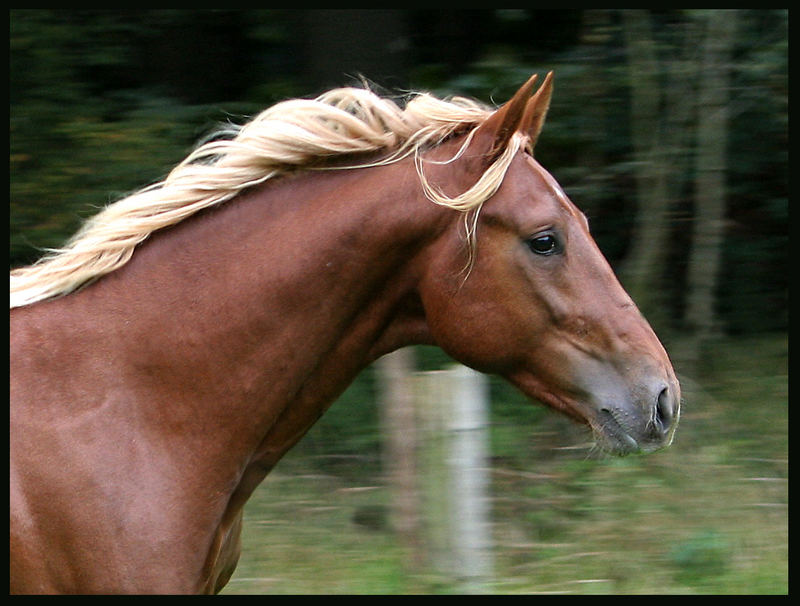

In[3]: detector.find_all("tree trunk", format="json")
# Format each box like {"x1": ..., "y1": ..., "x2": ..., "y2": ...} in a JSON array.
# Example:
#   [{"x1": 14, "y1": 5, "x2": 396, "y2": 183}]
[
  {"x1": 619, "y1": 10, "x2": 670, "y2": 319},
  {"x1": 619, "y1": 10, "x2": 698, "y2": 329},
  {"x1": 685, "y1": 10, "x2": 737, "y2": 347}
]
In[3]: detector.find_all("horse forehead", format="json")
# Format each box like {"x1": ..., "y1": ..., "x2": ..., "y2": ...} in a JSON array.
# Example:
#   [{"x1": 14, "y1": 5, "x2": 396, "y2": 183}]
[
  {"x1": 494, "y1": 154, "x2": 583, "y2": 226},
  {"x1": 524, "y1": 157, "x2": 578, "y2": 216}
]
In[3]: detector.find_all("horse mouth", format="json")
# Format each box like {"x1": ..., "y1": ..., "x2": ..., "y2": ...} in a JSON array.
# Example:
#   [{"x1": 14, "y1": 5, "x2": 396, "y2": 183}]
[
  {"x1": 506, "y1": 371, "x2": 678, "y2": 457},
  {"x1": 590, "y1": 399, "x2": 680, "y2": 456},
  {"x1": 592, "y1": 408, "x2": 643, "y2": 455}
]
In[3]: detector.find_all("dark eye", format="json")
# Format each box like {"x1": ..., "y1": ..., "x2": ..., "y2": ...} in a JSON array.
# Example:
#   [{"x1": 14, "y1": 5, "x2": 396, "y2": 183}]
[{"x1": 527, "y1": 233, "x2": 561, "y2": 256}]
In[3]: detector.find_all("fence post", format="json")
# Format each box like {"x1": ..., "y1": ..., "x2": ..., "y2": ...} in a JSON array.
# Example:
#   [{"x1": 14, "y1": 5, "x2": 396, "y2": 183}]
[
  {"x1": 377, "y1": 348, "x2": 423, "y2": 570},
  {"x1": 416, "y1": 364, "x2": 493, "y2": 593}
]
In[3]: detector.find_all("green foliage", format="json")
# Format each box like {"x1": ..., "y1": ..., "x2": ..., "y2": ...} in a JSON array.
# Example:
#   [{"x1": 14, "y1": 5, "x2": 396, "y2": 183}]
[{"x1": 669, "y1": 530, "x2": 730, "y2": 586}]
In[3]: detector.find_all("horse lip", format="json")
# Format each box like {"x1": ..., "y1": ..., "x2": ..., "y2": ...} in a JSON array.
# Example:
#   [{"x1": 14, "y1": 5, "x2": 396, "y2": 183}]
[
  {"x1": 594, "y1": 407, "x2": 642, "y2": 455},
  {"x1": 593, "y1": 402, "x2": 679, "y2": 455}
]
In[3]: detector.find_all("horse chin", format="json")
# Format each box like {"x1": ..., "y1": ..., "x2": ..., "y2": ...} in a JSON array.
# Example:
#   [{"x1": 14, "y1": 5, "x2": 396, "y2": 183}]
[{"x1": 590, "y1": 423, "x2": 642, "y2": 456}]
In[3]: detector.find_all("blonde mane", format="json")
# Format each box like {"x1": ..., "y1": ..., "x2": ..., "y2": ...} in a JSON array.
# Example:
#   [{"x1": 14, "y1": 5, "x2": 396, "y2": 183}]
[{"x1": 10, "y1": 86, "x2": 524, "y2": 309}]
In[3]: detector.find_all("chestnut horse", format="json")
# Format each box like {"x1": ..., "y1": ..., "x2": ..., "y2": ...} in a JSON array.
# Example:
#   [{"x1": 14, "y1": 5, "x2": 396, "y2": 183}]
[{"x1": 10, "y1": 74, "x2": 679, "y2": 594}]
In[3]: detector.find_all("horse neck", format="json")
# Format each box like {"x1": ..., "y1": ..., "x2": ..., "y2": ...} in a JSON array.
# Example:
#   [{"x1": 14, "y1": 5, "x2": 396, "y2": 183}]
[{"x1": 72, "y1": 157, "x2": 446, "y2": 468}]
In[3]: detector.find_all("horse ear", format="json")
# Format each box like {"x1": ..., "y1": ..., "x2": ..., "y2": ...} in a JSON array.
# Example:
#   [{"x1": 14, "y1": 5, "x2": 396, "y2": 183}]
[
  {"x1": 471, "y1": 74, "x2": 539, "y2": 163},
  {"x1": 519, "y1": 71, "x2": 554, "y2": 153}
]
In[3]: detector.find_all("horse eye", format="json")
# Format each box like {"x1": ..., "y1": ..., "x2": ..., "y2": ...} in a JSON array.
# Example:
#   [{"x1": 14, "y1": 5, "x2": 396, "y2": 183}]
[{"x1": 527, "y1": 233, "x2": 560, "y2": 256}]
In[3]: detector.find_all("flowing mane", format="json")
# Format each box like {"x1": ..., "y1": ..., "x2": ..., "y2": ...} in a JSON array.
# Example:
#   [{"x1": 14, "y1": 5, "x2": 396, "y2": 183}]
[{"x1": 9, "y1": 86, "x2": 531, "y2": 310}]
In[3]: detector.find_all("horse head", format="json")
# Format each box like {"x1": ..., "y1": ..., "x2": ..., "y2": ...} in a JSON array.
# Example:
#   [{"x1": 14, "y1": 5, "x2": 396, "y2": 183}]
[{"x1": 417, "y1": 74, "x2": 680, "y2": 454}]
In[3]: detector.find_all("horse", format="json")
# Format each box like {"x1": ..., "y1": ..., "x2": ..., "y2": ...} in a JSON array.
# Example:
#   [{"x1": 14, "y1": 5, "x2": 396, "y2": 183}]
[{"x1": 10, "y1": 73, "x2": 680, "y2": 594}]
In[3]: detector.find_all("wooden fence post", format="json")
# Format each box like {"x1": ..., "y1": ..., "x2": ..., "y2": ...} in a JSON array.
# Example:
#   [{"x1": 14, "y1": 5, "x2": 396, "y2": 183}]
[
  {"x1": 416, "y1": 364, "x2": 493, "y2": 593},
  {"x1": 377, "y1": 348, "x2": 422, "y2": 570}
]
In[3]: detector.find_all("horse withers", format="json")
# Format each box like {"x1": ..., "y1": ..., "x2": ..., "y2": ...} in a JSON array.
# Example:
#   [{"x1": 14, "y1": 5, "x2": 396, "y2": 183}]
[{"x1": 10, "y1": 73, "x2": 679, "y2": 593}]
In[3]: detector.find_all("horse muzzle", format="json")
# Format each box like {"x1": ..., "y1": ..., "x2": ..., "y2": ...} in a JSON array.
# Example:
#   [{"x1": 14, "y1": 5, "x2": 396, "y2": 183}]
[
  {"x1": 505, "y1": 349, "x2": 681, "y2": 456},
  {"x1": 589, "y1": 377, "x2": 681, "y2": 455}
]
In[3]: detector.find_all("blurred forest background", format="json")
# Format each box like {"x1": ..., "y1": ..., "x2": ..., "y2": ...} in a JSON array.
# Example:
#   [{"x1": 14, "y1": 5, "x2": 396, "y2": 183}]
[{"x1": 10, "y1": 10, "x2": 787, "y2": 594}]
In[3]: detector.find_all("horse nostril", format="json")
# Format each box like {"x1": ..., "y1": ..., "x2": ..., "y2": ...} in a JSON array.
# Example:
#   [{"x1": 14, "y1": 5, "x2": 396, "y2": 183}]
[{"x1": 654, "y1": 386, "x2": 673, "y2": 433}]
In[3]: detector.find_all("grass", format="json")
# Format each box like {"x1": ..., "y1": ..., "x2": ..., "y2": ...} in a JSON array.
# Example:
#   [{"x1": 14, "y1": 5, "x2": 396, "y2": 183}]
[{"x1": 221, "y1": 334, "x2": 787, "y2": 594}]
